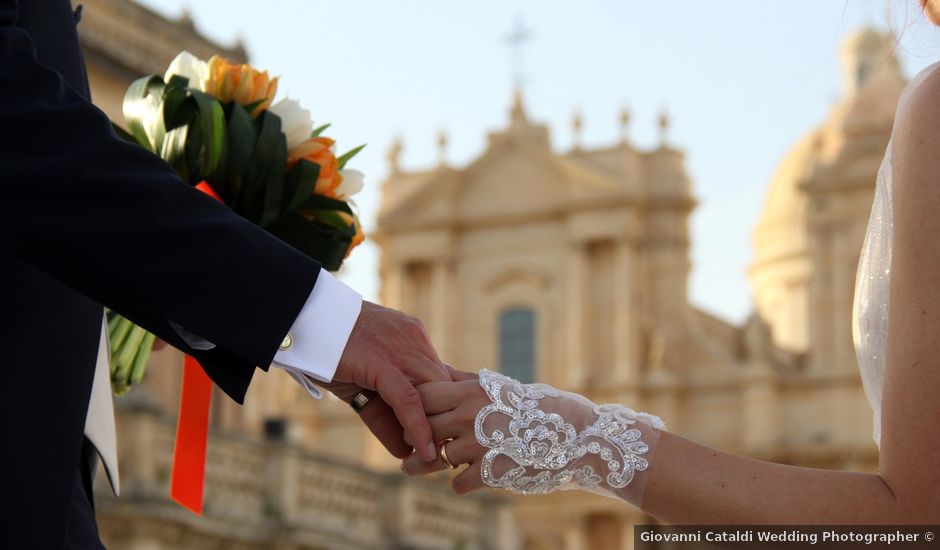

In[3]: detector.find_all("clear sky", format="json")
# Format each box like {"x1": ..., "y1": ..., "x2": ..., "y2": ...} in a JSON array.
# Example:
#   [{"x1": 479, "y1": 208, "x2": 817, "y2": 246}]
[{"x1": 140, "y1": 0, "x2": 940, "y2": 324}]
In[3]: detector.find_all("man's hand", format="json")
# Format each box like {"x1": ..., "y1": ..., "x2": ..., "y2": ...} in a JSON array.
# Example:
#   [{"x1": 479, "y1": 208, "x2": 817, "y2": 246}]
[{"x1": 317, "y1": 301, "x2": 450, "y2": 462}]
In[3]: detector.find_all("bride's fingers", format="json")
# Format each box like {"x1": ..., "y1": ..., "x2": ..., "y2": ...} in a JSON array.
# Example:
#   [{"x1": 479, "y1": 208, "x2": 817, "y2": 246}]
[
  {"x1": 443, "y1": 363, "x2": 478, "y2": 382},
  {"x1": 400, "y1": 446, "x2": 446, "y2": 476},
  {"x1": 401, "y1": 436, "x2": 481, "y2": 476},
  {"x1": 416, "y1": 379, "x2": 479, "y2": 415},
  {"x1": 451, "y1": 461, "x2": 484, "y2": 495},
  {"x1": 428, "y1": 410, "x2": 462, "y2": 442}
]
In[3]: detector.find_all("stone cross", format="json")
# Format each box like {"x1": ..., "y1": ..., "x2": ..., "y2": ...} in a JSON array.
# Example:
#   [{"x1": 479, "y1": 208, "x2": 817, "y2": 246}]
[{"x1": 505, "y1": 16, "x2": 533, "y2": 91}]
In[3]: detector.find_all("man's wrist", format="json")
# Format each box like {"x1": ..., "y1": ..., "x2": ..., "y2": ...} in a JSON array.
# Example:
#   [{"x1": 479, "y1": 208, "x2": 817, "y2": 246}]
[{"x1": 272, "y1": 268, "x2": 363, "y2": 397}]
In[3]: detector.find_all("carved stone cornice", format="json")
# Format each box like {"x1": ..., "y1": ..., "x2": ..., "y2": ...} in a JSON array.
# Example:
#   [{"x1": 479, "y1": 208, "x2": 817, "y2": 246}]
[{"x1": 78, "y1": 0, "x2": 247, "y2": 81}]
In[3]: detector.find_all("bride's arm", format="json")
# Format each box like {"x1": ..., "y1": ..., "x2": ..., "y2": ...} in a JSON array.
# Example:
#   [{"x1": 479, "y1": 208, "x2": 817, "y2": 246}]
[
  {"x1": 400, "y1": 69, "x2": 940, "y2": 525},
  {"x1": 404, "y1": 376, "x2": 917, "y2": 524},
  {"x1": 642, "y1": 432, "x2": 901, "y2": 524}
]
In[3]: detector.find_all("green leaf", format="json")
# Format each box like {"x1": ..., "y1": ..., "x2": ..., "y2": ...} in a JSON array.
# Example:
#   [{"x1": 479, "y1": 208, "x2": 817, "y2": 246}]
[
  {"x1": 301, "y1": 193, "x2": 354, "y2": 215},
  {"x1": 161, "y1": 124, "x2": 191, "y2": 181},
  {"x1": 167, "y1": 74, "x2": 190, "y2": 90},
  {"x1": 266, "y1": 214, "x2": 354, "y2": 271},
  {"x1": 122, "y1": 74, "x2": 165, "y2": 150},
  {"x1": 176, "y1": 121, "x2": 204, "y2": 184},
  {"x1": 283, "y1": 159, "x2": 320, "y2": 215},
  {"x1": 311, "y1": 209, "x2": 355, "y2": 231},
  {"x1": 161, "y1": 87, "x2": 191, "y2": 132},
  {"x1": 310, "y1": 123, "x2": 331, "y2": 137},
  {"x1": 188, "y1": 90, "x2": 227, "y2": 179},
  {"x1": 223, "y1": 102, "x2": 257, "y2": 205},
  {"x1": 243, "y1": 98, "x2": 267, "y2": 114},
  {"x1": 260, "y1": 135, "x2": 287, "y2": 227},
  {"x1": 240, "y1": 110, "x2": 286, "y2": 224},
  {"x1": 336, "y1": 143, "x2": 366, "y2": 170}
]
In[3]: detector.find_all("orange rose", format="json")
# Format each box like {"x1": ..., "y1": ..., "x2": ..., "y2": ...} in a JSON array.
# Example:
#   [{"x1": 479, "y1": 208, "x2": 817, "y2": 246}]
[
  {"x1": 203, "y1": 55, "x2": 278, "y2": 116},
  {"x1": 337, "y1": 212, "x2": 365, "y2": 258},
  {"x1": 288, "y1": 137, "x2": 343, "y2": 198}
]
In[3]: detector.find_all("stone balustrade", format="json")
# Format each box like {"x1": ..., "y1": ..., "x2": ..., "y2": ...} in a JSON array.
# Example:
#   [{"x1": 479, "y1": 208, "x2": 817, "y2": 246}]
[{"x1": 96, "y1": 401, "x2": 515, "y2": 550}]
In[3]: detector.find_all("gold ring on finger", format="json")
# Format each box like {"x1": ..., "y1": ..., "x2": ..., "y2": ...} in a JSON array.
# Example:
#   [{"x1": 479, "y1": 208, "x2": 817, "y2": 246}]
[{"x1": 440, "y1": 439, "x2": 457, "y2": 469}]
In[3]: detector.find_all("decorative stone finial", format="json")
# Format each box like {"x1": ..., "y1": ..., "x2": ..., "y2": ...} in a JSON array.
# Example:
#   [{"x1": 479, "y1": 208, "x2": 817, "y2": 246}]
[
  {"x1": 840, "y1": 27, "x2": 900, "y2": 97},
  {"x1": 437, "y1": 128, "x2": 449, "y2": 166},
  {"x1": 232, "y1": 35, "x2": 249, "y2": 63},
  {"x1": 178, "y1": 7, "x2": 196, "y2": 30},
  {"x1": 387, "y1": 136, "x2": 403, "y2": 173},
  {"x1": 571, "y1": 108, "x2": 583, "y2": 150},
  {"x1": 618, "y1": 104, "x2": 631, "y2": 144},
  {"x1": 510, "y1": 87, "x2": 529, "y2": 127},
  {"x1": 658, "y1": 107, "x2": 671, "y2": 146}
]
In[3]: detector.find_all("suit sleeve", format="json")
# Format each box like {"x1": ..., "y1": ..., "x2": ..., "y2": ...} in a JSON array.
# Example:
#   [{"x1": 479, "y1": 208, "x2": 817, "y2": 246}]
[{"x1": 0, "y1": 9, "x2": 321, "y2": 402}]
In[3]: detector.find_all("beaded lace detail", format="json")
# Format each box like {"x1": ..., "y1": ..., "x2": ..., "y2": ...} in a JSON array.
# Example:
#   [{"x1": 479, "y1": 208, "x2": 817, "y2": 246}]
[{"x1": 474, "y1": 369, "x2": 665, "y2": 496}]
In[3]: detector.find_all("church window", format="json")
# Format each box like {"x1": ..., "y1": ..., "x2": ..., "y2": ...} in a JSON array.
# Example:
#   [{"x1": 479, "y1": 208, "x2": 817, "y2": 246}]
[{"x1": 498, "y1": 307, "x2": 536, "y2": 383}]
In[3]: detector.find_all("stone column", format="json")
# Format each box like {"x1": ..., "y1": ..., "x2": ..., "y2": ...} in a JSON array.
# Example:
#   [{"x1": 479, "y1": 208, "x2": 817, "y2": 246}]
[
  {"x1": 480, "y1": 496, "x2": 519, "y2": 550},
  {"x1": 566, "y1": 242, "x2": 588, "y2": 388},
  {"x1": 563, "y1": 518, "x2": 588, "y2": 550},
  {"x1": 645, "y1": 366, "x2": 679, "y2": 431},
  {"x1": 381, "y1": 260, "x2": 406, "y2": 310},
  {"x1": 430, "y1": 258, "x2": 453, "y2": 358},
  {"x1": 613, "y1": 238, "x2": 636, "y2": 386},
  {"x1": 265, "y1": 442, "x2": 301, "y2": 523},
  {"x1": 740, "y1": 364, "x2": 778, "y2": 452}
]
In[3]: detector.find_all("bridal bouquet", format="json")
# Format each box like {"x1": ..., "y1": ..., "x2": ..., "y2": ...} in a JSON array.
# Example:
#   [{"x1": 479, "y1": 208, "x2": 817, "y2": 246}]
[{"x1": 108, "y1": 52, "x2": 366, "y2": 394}]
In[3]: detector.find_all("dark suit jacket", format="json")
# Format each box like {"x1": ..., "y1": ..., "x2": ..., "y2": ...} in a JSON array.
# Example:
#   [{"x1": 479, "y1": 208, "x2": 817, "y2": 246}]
[{"x1": 0, "y1": 1, "x2": 322, "y2": 546}]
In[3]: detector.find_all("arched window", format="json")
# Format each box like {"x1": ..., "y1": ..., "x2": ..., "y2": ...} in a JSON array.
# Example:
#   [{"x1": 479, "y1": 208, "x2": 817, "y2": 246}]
[{"x1": 498, "y1": 307, "x2": 536, "y2": 383}]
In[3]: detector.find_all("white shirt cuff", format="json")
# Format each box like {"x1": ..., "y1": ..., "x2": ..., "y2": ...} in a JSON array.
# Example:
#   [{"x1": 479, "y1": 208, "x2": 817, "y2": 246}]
[{"x1": 272, "y1": 268, "x2": 363, "y2": 399}]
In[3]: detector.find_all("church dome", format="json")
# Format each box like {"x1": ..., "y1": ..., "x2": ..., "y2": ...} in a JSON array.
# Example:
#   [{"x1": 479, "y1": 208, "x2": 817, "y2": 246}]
[
  {"x1": 749, "y1": 27, "x2": 904, "y2": 354},
  {"x1": 751, "y1": 27, "x2": 903, "y2": 269},
  {"x1": 751, "y1": 130, "x2": 820, "y2": 268}
]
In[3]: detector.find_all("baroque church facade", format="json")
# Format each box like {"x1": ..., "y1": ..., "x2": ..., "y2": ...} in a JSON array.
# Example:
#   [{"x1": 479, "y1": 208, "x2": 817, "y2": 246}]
[
  {"x1": 375, "y1": 29, "x2": 902, "y2": 549},
  {"x1": 77, "y1": 1, "x2": 902, "y2": 548}
]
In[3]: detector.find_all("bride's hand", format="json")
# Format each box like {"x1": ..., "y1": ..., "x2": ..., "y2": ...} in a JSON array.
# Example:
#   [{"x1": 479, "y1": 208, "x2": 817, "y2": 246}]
[
  {"x1": 401, "y1": 370, "x2": 665, "y2": 501},
  {"x1": 400, "y1": 378, "x2": 490, "y2": 494}
]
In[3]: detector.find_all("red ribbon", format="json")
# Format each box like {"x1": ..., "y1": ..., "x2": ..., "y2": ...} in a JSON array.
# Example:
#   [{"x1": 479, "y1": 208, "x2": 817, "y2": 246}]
[
  {"x1": 170, "y1": 355, "x2": 212, "y2": 515},
  {"x1": 169, "y1": 181, "x2": 221, "y2": 515}
]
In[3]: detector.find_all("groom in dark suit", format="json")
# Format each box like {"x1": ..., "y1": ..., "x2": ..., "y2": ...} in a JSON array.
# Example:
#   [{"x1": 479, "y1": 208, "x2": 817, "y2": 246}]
[{"x1": 0, "y1": 1, "x2": 448, "y2": 548}]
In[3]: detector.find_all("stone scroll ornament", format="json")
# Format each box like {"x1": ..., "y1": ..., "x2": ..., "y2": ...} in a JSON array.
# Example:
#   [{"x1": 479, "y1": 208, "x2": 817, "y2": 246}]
[{"x1": 474, "y1": 369, "x2": 666, "y2": 505}]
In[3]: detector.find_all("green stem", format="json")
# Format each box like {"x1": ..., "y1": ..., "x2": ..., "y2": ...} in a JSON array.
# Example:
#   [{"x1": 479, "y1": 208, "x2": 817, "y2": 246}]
[
  {"x1": 109, "y1": 316, "x2": 134, "y2": 355},
  {"x1": 114, "y1": 325, "x2": 146, "y2": 384},
  {"x1": 129, "y1": 332, "x2": 156, "y2": 385}
]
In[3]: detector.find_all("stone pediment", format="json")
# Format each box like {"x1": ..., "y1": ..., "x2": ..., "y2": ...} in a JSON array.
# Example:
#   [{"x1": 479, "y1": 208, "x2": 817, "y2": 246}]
[{"x1": 379, "y1": 136, "x2": 621, "y2": 229}]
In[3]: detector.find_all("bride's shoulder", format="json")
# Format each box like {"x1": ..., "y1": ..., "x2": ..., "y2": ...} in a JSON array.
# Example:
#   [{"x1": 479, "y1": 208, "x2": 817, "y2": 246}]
[
  {"x1": 892, "y1": 63, "x2": 940, "y2": 187},
  {"x1": 896, "y1": 62, "x2": 940, "y2": 134}
]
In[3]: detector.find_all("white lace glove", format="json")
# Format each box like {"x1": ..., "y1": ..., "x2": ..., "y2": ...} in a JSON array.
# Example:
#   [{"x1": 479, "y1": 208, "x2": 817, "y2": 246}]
[
  {"x1": 402, "y1": 369, "x2": 665, "y2": 505},
  {"x1": 474, "y1": 369, "x2": 665, "y2": 504}
]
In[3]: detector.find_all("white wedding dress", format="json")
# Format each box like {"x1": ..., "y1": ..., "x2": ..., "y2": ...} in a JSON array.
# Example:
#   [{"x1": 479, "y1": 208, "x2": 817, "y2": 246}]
[{"x1": 852, "y1": 62, "x2": 940, "y2": 449}]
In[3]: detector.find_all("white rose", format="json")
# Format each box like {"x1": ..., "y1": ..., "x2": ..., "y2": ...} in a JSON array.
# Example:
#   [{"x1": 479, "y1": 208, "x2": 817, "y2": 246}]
[
  {"x1": 164, "y1": 51, "x2": 208, "y2": 90},
  {"x1": 336, "y1": 169, "x2": 365, "y2": 200},
  {"x1": 270, "y1": 98, "x2": 313, "y2": 150}
]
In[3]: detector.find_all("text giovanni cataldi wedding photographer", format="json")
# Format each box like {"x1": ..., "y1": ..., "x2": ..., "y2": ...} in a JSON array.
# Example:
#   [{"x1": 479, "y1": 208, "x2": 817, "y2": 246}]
[{"x1": 636, "y1": 526, "x2": 938, "y2": 549}]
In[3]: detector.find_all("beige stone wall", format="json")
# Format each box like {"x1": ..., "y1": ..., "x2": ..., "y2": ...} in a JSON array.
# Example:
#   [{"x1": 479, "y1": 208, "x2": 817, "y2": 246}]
[{"x1": 376, "y1": 29, "x2": 899, "y2": 549}]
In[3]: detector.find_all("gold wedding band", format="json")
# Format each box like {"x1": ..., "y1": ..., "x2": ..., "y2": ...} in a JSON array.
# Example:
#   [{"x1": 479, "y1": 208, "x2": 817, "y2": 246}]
[
  {"x1": 350, "y1": 392, "x2": 370, "y2": 413},
  {"x1": 440, "y1": 439, "x2": 457, "y2": 469}
]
